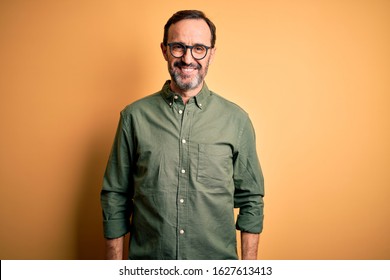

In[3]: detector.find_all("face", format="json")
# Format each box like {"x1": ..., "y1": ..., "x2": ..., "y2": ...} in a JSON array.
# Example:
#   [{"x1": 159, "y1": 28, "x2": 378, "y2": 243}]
[{"x1": 161, "y1": 19, "x2": 216, "y2": 94}]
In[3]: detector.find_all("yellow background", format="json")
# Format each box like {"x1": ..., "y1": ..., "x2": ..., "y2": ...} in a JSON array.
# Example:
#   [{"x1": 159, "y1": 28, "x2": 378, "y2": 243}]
[{"x1": 0, "y1": 0, "x2": 389, "y2": 259}]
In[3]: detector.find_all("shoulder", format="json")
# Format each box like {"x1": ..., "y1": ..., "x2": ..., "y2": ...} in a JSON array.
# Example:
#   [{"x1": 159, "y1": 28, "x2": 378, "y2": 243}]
[
  {"x1": 209, "y1": 91, "x2": 249, "y2": 119},
  {"x1": 120, "y1": 91, "x2": 162, "y2": 117}
]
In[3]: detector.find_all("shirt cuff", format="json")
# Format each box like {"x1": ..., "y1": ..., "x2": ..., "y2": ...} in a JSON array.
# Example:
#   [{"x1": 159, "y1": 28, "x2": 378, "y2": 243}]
[
  {"x1": 103, "y1": 219, "x2": 130, "y2": 239},
  {"x1": 236, "y1": 214, "x2": 264, "y2": 234}
]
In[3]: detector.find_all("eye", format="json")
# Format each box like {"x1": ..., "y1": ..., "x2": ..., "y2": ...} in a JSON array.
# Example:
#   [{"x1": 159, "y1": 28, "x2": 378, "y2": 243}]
[
  {"x1": 171, "y1": 43, "x2": 185, "y2": 51},
  {"x1": 193, "y1": 45, "x2": 206, "y2": 53}
]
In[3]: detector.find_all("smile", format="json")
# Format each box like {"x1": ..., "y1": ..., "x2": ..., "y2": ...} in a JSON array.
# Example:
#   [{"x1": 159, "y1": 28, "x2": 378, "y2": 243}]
[{"x1": 180, "y1": 67, "x2": 197, "y2": 73}]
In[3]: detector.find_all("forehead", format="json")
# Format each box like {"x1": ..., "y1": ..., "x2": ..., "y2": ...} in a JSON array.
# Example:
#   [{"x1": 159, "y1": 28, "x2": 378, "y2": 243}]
[{"x1": 167, "y1": 19, "x2": 212, "y2": 44}]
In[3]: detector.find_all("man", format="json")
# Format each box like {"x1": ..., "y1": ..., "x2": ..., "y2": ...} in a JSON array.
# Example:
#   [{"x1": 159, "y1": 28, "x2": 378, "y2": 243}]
[{"x1": 101, "y1": 10, "x2": 264, "y2": 260}]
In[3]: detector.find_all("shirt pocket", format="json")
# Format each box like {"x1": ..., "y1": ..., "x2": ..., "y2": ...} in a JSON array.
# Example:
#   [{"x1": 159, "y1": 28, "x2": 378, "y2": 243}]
[{"x1": 197, "y1": 144, "x2": 233, "y2": 187}]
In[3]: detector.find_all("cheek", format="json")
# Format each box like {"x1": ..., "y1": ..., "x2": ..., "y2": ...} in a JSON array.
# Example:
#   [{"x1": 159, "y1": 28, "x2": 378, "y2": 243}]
[
  {"x1": 169, "y1": 57, "x2": 182, "y2": 68},
  {"x1": 168, "y1": 59, "x2": 177, "y2": 69},
  {"x1": 199, "y1": 61, "x2": 208, "y2": 71}
]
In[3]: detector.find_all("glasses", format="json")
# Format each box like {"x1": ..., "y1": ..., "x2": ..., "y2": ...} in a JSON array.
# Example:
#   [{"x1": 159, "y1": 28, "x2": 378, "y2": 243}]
[{"x1": 167, "y1": 42, "x2": 211, "y2": 60}]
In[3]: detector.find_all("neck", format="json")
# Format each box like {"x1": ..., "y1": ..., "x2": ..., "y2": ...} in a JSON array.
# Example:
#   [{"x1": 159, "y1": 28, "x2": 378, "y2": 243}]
[{"x1": 170, "y1": 81, "x2": 203, "y2": 104}]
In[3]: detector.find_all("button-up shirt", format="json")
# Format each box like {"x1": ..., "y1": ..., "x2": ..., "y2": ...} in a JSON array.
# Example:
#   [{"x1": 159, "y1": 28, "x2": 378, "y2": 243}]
[{"x1": 101, "y1": 81, "x2": 264, "y2": 259}]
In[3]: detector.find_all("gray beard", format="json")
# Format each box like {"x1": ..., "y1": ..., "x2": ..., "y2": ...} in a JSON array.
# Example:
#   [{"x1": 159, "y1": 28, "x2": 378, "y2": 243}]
[
  {"x1": 170, "y1": 71, "x2": 203, "y2": 91},
  {"x1": 169, "y1": 59, "x2": 210, "y2": 91}
]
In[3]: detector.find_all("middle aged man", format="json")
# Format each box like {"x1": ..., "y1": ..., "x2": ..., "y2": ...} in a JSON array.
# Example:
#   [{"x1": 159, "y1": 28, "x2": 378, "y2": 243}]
[{"x1": 101, "y1": 10, "x2": 265, "y2": 260}]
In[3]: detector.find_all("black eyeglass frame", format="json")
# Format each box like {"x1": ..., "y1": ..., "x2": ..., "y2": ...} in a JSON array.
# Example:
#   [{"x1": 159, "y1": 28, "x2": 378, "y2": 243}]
[{"x1": 166, "y1": 42, "x2": 212, "y2": 60}]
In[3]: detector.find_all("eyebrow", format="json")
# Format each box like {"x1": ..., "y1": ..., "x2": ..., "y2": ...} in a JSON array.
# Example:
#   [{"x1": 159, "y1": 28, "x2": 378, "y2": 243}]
[{"x1": 169, "y1": 41, "x2": 210, "y2": 47}]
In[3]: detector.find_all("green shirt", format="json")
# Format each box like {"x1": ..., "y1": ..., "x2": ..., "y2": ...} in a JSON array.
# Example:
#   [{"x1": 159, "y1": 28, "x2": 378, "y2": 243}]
[{"x1": 101, "y1": 81, "x2": 264, "y2": 260}]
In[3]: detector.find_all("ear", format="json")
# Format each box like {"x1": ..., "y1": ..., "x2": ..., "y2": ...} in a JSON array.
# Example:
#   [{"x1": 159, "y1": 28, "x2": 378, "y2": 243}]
[
  {"x1": 161, "y1": 43, "x2": 169, "y2": 61},
  {"x1": 209, "y1": 47, "x2": 217, "y2": 64}
]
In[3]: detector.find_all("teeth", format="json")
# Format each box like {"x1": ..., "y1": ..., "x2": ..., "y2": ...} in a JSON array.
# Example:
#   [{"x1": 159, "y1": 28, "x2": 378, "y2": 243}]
[{"x1": 182, "y1": 68, "x2": 195, "y2": 72}]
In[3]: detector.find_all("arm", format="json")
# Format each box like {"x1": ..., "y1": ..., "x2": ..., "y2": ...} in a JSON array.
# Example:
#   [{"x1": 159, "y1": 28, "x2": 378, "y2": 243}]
[
  {"x1": 105, "y1": 236, "x2": 124, "y2": 260},
  {"x1": 241, "y1": 232, "x2": 260, "y2": 260},
  {"x1": 234, "y1": 118, "x2": 265, "y2": 259},
  {"x1": 101, "y1": 113, "x2": 133, "y2": 259}
]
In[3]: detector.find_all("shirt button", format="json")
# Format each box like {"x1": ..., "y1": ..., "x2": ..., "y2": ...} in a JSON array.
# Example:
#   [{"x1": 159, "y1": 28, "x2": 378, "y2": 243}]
[
  {"x1": 199, "y1": 103, "x2": 202, "y2": 107},
  {"x1": 180, "y1": 229, "x2": 185, "y2": 235},
  {"x1": 181, "y1": 169, "x2": 186, "y2": 174},
  {"x1": 182, "y1": 139, "x2": 186, "y2": 144},
  {"x1": 180, "y1": 199, "x2": 184, "y2": 204},
  {"x1": 179, "y1": 109, "x2": 183, "y2": 114},
  {"x1": 174, "y1": 95, "x2": 179, "y2": 99}
]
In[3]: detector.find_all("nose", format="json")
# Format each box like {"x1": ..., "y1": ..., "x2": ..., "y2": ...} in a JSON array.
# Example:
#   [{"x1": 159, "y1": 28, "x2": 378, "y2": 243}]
[{"x1": 181, "y1": 47, "x2": 194, "y2": 64}]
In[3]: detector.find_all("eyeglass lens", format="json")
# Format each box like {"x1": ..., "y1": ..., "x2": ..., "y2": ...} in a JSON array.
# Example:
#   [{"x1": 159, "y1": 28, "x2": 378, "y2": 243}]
[{"x1": 169, "y1": 43, "x2": 208, "y2": 60}]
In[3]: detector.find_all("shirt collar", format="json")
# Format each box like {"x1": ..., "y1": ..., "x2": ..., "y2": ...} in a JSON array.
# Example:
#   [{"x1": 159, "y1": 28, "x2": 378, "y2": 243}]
[{"x1": 161, "y1": 80, "x2": 211, "y2": 109}]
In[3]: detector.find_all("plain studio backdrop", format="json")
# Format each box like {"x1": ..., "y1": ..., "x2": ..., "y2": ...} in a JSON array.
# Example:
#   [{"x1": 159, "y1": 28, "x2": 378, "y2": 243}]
[{"x1": 0, "y1": 0, "x2": 389, "y2": 259}]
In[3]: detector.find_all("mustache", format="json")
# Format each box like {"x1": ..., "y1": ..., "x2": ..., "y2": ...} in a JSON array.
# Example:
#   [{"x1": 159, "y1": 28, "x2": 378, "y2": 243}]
[{"x1": 173, "y1": 61, "x2": 201, "y2": 70}]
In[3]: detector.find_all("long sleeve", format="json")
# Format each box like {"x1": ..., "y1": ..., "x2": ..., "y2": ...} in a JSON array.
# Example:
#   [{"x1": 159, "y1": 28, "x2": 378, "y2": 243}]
[
  {"x1": 101, "y1": 112, "x2": 134, "y2": 239},
  {"x1": 234, "y1": 117, "x2": 265, "y2": 233}
]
